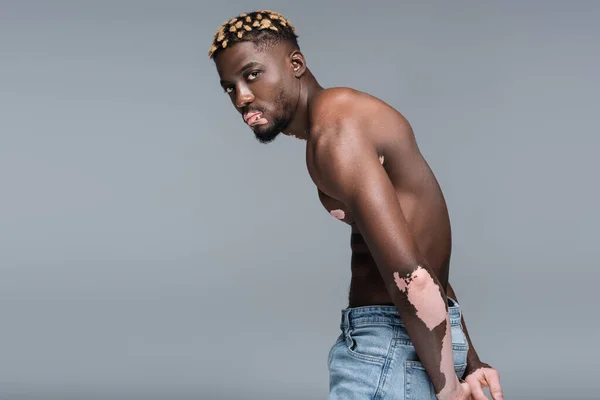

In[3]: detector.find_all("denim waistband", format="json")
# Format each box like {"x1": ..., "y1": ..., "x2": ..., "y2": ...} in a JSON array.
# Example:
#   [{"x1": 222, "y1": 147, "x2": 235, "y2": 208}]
[{"x1": 340, "y1": 296, "x2": 462, "y2": 330}]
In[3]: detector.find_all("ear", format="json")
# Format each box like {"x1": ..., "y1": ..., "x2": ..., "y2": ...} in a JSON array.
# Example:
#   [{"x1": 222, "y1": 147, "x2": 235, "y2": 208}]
[{"x1": 290, "y1": 51, "x2": 306, "y2": 78}]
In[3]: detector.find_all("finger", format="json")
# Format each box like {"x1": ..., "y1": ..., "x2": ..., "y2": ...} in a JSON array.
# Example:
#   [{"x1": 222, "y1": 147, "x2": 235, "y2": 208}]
[
  {"x1": 484, "y1": 370, "x2": 504, "y2": 400},
  {"x1": 465, "y1": 375, "x2": 488, "y2": 400},
  {"x1": 460, "y1": 382, "x2": 472, "y2": 399}
]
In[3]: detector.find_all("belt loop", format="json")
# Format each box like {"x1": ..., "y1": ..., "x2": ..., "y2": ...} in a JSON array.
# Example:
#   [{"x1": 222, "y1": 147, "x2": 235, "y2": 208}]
[{"x1": 344, "y1": 308, "x2": 352, "y2": 335}]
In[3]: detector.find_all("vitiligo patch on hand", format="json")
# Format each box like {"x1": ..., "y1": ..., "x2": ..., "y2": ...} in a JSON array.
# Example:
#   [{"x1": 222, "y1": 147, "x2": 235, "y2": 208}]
[
  {"x1": 330, "y1": 209, "x2": 345, "y2": 219},
  {"x1": 392, "y1": 266, "x2": 446, "y2": 330}
]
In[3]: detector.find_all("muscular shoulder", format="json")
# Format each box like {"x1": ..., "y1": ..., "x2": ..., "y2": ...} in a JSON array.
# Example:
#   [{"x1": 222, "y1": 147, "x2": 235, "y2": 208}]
[
  {"x1": 309, "y1": 87, "x2": 410, "y2": 140},
  {"x1": 311, "y1": 87, "x2": 362, "y2": 114},
  {"x1": 306, "y1": 88, "x2": 414, "y2": 196},
  {"x1": 306, "y1": 88, "x2": 380, "y2": 194},
  {"x1": 307, "y1": 88, "x2": 369, "y2": 157},
  {"x1": 309, "y1": 87, "x2": 368, "y2": 133},
  {"x1": 309, "y1": 89, "x2": 365, "y2": 150}
]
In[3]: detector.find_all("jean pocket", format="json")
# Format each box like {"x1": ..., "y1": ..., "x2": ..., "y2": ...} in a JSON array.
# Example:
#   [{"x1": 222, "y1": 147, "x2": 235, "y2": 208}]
[
  {"x1": 404, "y1": 352, "x2": 468, "y2": 399},
  {"x1": 404, "y1": 361, "x2": 437, "y2": 400},
  {"x1": 451, "y1": 324, "x2": 469, "y2": 378},
  {"x1": 344, "y1": 324, "x2": 390, "y2": 365},
  {"x1": 452, "y1": 345, "x2": 468, "y2": 378}
]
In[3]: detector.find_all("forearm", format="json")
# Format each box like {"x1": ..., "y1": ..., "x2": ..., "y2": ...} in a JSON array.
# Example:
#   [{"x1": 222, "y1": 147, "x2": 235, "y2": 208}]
[
  {"x1": 446, "y1": 282, "x2": 487, "y2": 373},
  {"x1": 389, "y1": 265, "x2": 461, "y2": 398}
]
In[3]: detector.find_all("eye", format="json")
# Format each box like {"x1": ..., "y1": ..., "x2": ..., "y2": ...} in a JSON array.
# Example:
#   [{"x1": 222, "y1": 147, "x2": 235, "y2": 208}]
[
  {"x1": 224, "y1": 86, "x2": 234, "y2": 94},
  {"x1": 247, "y1": 71, "x2": 261, "y2": 81}
]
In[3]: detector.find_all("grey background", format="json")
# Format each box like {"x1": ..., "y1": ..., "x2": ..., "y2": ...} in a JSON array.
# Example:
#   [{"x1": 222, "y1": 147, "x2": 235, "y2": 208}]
[{"x1": 1, "y1": 1, "x2": 598, "y2": 399}]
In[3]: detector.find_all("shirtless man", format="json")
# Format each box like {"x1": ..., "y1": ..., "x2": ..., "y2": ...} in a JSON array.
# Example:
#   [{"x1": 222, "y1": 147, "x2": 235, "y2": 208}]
[{"x1": 208, "y1": 10, "x2": 504, "y2": 400}]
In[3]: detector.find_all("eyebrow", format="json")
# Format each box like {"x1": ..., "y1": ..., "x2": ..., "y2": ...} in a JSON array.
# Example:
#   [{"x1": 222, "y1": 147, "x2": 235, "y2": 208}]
[{"x1": 220, "y1": 61, "x2": 264, "y2": 86}]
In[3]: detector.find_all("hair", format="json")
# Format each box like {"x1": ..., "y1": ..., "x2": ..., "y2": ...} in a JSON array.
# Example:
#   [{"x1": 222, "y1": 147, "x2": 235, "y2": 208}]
[{"x1": 208, "y1": 10, "x2": 299, "y2": 59}]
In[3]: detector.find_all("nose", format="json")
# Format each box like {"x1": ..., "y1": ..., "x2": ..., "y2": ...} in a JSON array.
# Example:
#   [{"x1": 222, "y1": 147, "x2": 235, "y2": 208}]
[{"x1": 235, "y1": 86, "x2": 254, "y2": 109}]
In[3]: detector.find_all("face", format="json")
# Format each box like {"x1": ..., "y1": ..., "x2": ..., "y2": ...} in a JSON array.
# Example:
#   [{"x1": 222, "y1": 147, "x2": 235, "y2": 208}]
[{"x1": 214, "y1": 41, "x2": 301, "y2": 144}]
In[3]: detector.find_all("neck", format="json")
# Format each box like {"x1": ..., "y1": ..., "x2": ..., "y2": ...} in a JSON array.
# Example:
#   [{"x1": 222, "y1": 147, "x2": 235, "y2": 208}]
[{"x1": 282, "y1": 69, "x2": 323, "y2": 141}]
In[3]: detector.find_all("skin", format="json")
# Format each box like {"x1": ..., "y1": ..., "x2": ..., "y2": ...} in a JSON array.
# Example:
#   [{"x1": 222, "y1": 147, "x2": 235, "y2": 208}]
[
  {"x1": 394, "y1": 266, "x2": 458, "y2": 399},
  {"x1": 330, "y1": 209, "x2": 345, "y2": 220},
  {"x1": 446, "y1": 283, "x2": 504, "y2": 399},
  {"x1": 213, "y1": 39, "x2": 503, "y2": 400},
  {"x1": 394, "y1": 266, "x2": 447, "y2": 330}
]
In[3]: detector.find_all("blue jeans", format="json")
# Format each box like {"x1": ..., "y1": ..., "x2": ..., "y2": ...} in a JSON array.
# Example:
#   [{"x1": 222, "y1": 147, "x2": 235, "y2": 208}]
[{"x1": 327, "y1": 297, "x2": 469, "y2": 400}]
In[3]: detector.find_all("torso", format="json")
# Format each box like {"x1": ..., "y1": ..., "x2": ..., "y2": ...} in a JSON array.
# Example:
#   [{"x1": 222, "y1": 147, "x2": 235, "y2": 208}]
[{"x1": 308, "y1": 88, "x2": 453, "y2": 308}]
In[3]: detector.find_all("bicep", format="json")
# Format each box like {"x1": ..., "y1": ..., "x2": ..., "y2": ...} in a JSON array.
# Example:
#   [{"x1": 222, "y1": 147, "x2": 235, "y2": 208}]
[{"x1": 313, "y1": 129, "x2": 423, "y2": 285}]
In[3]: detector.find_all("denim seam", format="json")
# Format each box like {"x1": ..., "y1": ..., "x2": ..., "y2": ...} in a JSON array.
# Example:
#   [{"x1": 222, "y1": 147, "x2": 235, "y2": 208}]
[
  {"x1": 344, "y1": 346, "x2": 386, "y2": 365},
  {"x1": 394, "y1": 338, "x2": 413, "y2": 346},
  {"x1": 348, "y1": 318, "x2": 462, "y2": 327},
  {"x1": 372, "y1": 329, "x2": 398, "y2": 400},
  {"x1": 351, "y1": 318, "x2": 405, "y2": 326},
  {"x1": 405, "y1": 361, "x2": 436, "y2": 400},
  {"x1": 395, "y1": 339, "x2": 467, "y2": 352},
  {"x1": 404, "y1": 361, "x2": 413, "y2": 399}
]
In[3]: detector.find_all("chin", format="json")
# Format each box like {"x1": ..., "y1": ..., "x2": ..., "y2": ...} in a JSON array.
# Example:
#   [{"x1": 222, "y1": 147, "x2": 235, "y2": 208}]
[
  {"x1": 252, "y1": 124, "x2": 282, "y2": 144},
  {"x1": 254, "y1": 130, "x2": 280, "y2": 144},
  {"x1": 251, "y1": 113, "x2": 290, "y2": 144}
]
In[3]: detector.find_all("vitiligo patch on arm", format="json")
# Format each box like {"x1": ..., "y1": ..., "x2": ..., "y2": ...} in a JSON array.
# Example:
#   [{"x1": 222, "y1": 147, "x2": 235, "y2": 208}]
[
  {"x1": 436, "y1": 319, "x2": 455, "y2": 398},
  {"x1": 393, "y1": 266, "x2": 446, "y2": 330},
  {"x1": 393, "y1": 266, "x2": 457, "y2": 397}
]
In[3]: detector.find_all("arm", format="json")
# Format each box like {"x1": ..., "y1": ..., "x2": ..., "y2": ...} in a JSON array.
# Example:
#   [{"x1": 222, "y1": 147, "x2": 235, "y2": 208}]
[
  {"x1": 310, "y1": 122, "x2": 467, "y2": 399},
  {"x1": 446, "y1": 283, "x2": 504, "y2": 400}
]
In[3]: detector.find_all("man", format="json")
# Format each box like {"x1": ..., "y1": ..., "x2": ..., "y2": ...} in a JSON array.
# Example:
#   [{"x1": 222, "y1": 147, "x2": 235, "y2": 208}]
[{"x1": 209, "y1": 10, "x2": 504, "y2": 400}]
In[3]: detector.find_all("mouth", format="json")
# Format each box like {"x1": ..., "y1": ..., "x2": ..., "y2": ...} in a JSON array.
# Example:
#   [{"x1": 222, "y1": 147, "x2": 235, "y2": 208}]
[
  {"x1": 244, "y1": 111, "x2": 268, "y2": 127},
  {"x1": 244, "y1": 111, "x2": 262, "y2": 123}
]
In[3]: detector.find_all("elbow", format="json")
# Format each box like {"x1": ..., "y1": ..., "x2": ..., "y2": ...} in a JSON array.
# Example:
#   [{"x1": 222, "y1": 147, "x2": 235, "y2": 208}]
[
  {"x1": 390, "y1": 264, "x2": 433, "y2": 294},
  {"x1": 389, "y1": 265, "x2": 448, "y2": 330}
]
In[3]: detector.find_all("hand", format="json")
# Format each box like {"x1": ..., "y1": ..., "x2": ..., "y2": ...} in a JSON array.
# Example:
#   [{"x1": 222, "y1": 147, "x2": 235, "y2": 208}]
[
  {"x1": 464, "y1": 364, "x2": 503, "y2": 400},
  {"x1": 437, "y1": 381, "x2": 472, "y2": 400}
]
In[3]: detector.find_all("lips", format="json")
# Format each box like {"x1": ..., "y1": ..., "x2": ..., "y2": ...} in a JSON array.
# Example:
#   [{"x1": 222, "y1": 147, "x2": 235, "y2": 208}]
[{"x1": 244, "y1": 111, "x2": 262, "y2": 123}]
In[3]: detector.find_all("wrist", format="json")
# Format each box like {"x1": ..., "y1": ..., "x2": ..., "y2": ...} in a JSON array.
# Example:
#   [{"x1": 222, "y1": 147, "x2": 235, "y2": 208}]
[
  {"x1": 466, "y1": 347, "x2": 481, "y2": 366},
  {"x1": 464, "y1": 358, "x2": 491, "y2": 376},
  {"x1": 436, "y1": 376, "x2": 461, "y2": 400}
]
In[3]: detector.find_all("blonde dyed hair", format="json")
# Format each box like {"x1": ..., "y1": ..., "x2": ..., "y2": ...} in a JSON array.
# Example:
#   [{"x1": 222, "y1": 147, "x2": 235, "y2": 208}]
[{"x1": 208, "y1": 10, "x2": 298, "y2": 59}]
